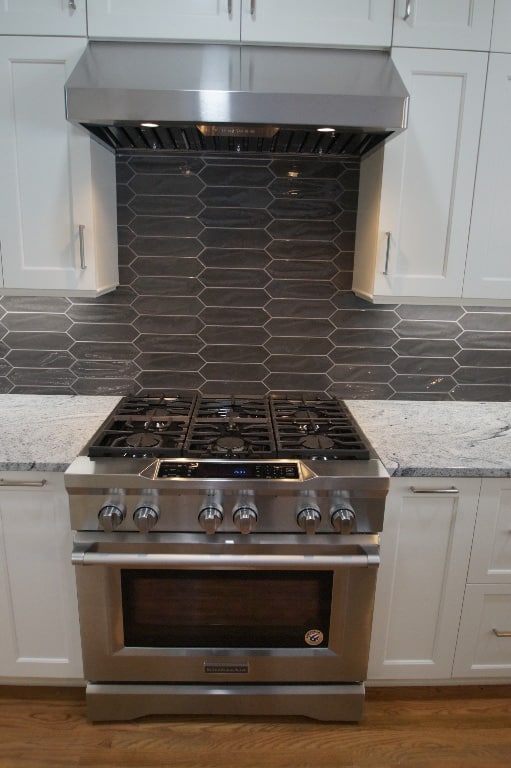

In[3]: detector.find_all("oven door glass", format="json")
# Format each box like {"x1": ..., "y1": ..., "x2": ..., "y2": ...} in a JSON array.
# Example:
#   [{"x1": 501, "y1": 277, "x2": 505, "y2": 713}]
[{"x1": 121, "y1": 569, "x2": 333, "y2": 648}]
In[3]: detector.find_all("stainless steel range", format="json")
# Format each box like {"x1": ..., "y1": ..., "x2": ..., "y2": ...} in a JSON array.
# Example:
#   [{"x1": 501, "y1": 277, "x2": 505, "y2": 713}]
[{"x1": 65, "y1": 394, "x2": 388, "y2": 722}]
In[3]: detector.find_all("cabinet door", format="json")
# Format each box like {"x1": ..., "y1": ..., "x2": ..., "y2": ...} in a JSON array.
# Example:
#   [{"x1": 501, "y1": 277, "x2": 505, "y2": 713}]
[
  {"x1": 0, "y1": 473, "x2": 83, "y2": 679},
  {"x1": 463, "y1": 55, "x2": 511, "y2": 300},
  {"x1": 393, "y1": 0, "x2": 495, "y2": 50},
  {"x1": 0, "y1": 37, "x2": 118, "y2": 295},
  {"x1": 467, "y1": 479, "x2": 511, "y2": 583},
  {"x1": 491, "y1": 0, "x2": 511, "y2": 52},
  {"x1": 241, "y1": 0, "x2": 393, "y2": 47},
  {"x1": 0, "y1": 0, "x2": 87, "y2": 36},
  {"x1": 87, "y1": 0, "x2": 241, "y2": 42},
  {"x1": 353, "y1": 48, "x2": 487, "y2": 302},
  {"x1": 453, "y1": 584, "x2": 511, "y2": 678},
  {"x1": 368, "y1": 478, "x2": 480, "y2": 680}
]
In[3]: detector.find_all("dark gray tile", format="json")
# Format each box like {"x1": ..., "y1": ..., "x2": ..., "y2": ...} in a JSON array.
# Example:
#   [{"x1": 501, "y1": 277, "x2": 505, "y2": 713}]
[
  {"x1": 269, "y1": 178, "x2": 341, "y2": 200},
  {"x1": 199, "y1": 326, "x2": 269, "y2": 345},
  {"x1": 267, "y1": 240, "x2": 339, "y2": 261},
  {"x1": 388, "y1": 392, "x2": 453, "y2": 401},
  {"x1": 265, "y1": 298, "x2": 335, "y2": 319},
  {"x1": 201, "y1": 363, "x2": 267, "y2": 381},
  {"x1": 459, "y1": 312, "x2": 511, "y2": 331},
  {"x1": 390, "y1": 375, "x2": 456, "y2": 394},
  {"x1": 199, "y1": 345, "x2": 266, "y2": 364},
  {"x1": 328, "y1": 382, "x2": 395, "y2": 399},
  {"x1": 265, "y1": 337, "x2": 333, "y2": 356},
  {"x1": 199, "y1": 248, "x2": 270, "y2": 270},
  {"x1": 393, "y1": 339, "x2": 461, "y2": 357},
  {"x1": 199, "y1": 208, "x2": 271, "y2": 229},
  {"x1": 265, "y1": 318, "x2": 334, "y2": 337},
  {"x1": 199, "y1": 228, "x2": 270, "y2": 249},
  {"x1": 201, "y1": 381, "x2": 267, "y2": 396},
  {"x1": 132, "y1": 276, "x2": 203, "y2": 296},
  {"x1": 199, "y1": 187, "x2": 272, "y2": 208},
  {"x1": 270, "y1": 159, "x2": 346, "y2": 180},
  {"x1": 134, "y1": 315, "x2": 203, "y2": 334},
  {"x1": 455, "y1": 349, "x2": 511, "y2": 366},
  {"x1": 6, "y1": 350, "x2": 73, "y2": 368},
  {"x1": 328, "y1": 347, "x2": 396, "y2": 365},
  {"x1": 266, "y1": 355, "x2": 331, "y2": 374},
  {"x1": 8, "y1": 368, "x2": 76, "y2": 387},
  {"x1": 391, "y1": 357, "x2": 458, "y2": 375},
  {"x1": 451, "y1": 384, "x2": 511, "y2": 401},
  {"x1": 129, "y1": 174, "x2": 204, "y2": 196},
  {"x1": 2, "y1": 332, "x2": 72, "y2": 350},
  {"x1": 332, "y1": 309, "x2": 397, "y2": 329},
  {"x1": 134, "y1": 353, "x2": 203, "y2": 372},
  {"x1": 0, "y1": 359, "x2": 11, "y2": 376},
  {"x1": 10, "y1": 385, "x2": 76, "y2": 395},
  {"x1": 129, "y1": 195, "x2": 203, "y2": 216},
  {"x1": 268, "y1": 199, "x2": 342, "y2": 220},
  {"x1": 130, "y1": 215, "x2": 203, "y2": 238},
  {"x1": 199, "y1": 269, "x2": 269, "y2": 289},
  {"x1": 73, "y1": 379, "x2": 135, "y2": 395},
  {"x1": 397, "y1": 304, "x2": 464, "y2": 321},
  {"x1": 133, "y1": 296, "x2": 203, "y2": 316},
  {"x1": 454, "y1": 367, "x2": 511, "y2": 385},
  {"x1": 71, "y1": 360, "x2": 140, "y2": 378},
  {"x1": 0, "y1": 297, "x2": 70, "y2": 312},
  {"x1": 128, "y1": 155, "x2": 205, "y2": 175},
  {"x1": 266, "y1": 260, "x2": 336, "y2": 281},
  {"x1": 200, "y1": 165, "x2": 273, "y2": 187},
  {"x1": 199, "y1": 307, "x2": 269, "y2": 327},
  {"x1": 131, "y1": 257, "x2": 202, "y2": 278},
  {"x1": 136, "y1": 371, "x2": 205, "y2": 390},
  {"x1": 67, "y1": 324, "x2": 138, "y2": 343},
  {"x1": 264, "y1": 373, "x2": 331, "y2": 392},
  {"x1": 266, "y1": 280, "x2": 335, "y2": 300},
  {"x1": 69, "y1": 342, "x2": 137, "y2": 361},
  {"x1": 329, "y1": 328, "x2": 398, "y2": 347},
  {"x1": 2, "y1": 313, "x2": 71, "y2": 333},
  {"x1": 134, "y1": 334, "x2": 203, "y2": 354},
  {"x1": 199, "y1": 287, "x2": 268, "y2": 308},
  {"x1": 66, "y1": 305, "x2": 137, "y2": 324},
  {"x1": 457, "y1": 331, "x2": 511, "y2": 349},
  {"x1": 329, "y1": 365, "x2": 394, "y2": 383},
  {"x1": 0, "y1": 378, "x2": 12, "y2": 393},
  {"x1": 395, "y1": 320, "x2": 462, "y2": 340},
  {"x1": 130, "y1": 236, "x2": 202, "y2": 257}
]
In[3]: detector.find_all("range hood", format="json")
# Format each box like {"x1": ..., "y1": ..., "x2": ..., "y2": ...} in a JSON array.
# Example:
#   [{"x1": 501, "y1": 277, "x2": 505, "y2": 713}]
[{"x1": 65, "y1": 41, "x2": 408, "y2": 157}]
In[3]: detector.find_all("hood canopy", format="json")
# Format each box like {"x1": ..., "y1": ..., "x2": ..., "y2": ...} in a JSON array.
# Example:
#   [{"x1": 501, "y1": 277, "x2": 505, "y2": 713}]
[{"x1": 65, "y1": 41, "x2": 409, "y2": 156}]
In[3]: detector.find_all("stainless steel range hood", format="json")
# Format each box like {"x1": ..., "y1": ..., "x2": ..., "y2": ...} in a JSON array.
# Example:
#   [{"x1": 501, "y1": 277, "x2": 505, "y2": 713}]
[{"x1": 65, "y1": 41, "x2": 408, "y2": 156}]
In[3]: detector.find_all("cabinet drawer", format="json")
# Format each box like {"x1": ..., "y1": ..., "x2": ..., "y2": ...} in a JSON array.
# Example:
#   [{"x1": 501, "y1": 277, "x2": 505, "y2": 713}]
[
  {"x1": 453, "y1": 584, "x2": 511, "y2": 678},
  {"x1": 468, "y1": 480, "x2": 511, "y2": 583}
]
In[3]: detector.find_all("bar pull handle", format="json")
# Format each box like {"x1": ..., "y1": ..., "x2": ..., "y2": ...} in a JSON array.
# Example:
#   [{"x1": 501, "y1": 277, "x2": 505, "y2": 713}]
[
  {"x1": 403, "y1": 1, "x2": 412, "y2": 21},
  {"x1": 250, "y1": 0, "x2": 256, "y2": 16},
  {"x1": 410, "y1": 486, "x2": 460, "y2": 494},
  {"x1": 493, "y1": 629, "x2": 511, "y2": 638},
  {"x1": 383, "y1": 231, "x2": 391, "y2": 274},
  {"x1": 68, "y1": 1, "x2": 77, "y2": 9},
  {"x1": 227, "y1": 0, "x2": 232, "y2": 17},
  {"x1": 0, "y1": 479, "x2": 47, "y2": 488},
  {"x1": 78, "y1": 224, "x2": 86, "y2": 270}
]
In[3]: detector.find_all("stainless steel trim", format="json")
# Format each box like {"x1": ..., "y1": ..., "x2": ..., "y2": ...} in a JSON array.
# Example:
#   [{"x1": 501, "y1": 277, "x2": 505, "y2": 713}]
[
  {"x1": 250, "y1": 0, "x2": 256, "y2": 16},
  {"x1": 383, "y1": 231, "x2": 391, "y2": 275},
  {"x1": 78, "y1": 224, "x2": 86, "y2": 270},
  {"x1": 0, "y1": 479, "x2": 47, "y2": 488},
  {"x1": 228, "y1": 0, "x2": 233, "y2": 17},
  {"x1": 409, "y1": 486, "x2": 460, "y2": 494},
  {"x1": 72, "y1": 550, "x2": 378, "y2": 568},
  {"x1": 493, "y1": 629, "x2": 511, "y2": 638},
  {"x1": 404, "y1": 1, "x2": 412, "y2": 21}
]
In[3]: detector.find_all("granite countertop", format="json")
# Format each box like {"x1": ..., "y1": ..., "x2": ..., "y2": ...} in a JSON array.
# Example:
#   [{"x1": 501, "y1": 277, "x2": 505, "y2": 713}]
[
  {"x1": 0, "y1": 395, "x2": 121, "y2": 472},
  {"x1": 346, "y1": 400, "x2": 511, "y2": 478},
  {"x1": 0, "y1": 395, "x2": 510, "y2": 477}
]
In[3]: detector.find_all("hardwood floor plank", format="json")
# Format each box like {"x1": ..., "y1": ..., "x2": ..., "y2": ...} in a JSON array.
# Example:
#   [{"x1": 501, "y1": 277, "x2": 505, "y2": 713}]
[{"x1": 0, "y1": 685, "x2": 510, "y2": 768}]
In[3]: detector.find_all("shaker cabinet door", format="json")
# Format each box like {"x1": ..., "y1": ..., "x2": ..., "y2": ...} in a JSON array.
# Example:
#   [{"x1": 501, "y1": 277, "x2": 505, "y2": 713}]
[
  {"x1": 393, "y1": 0, "x2": 495, "y2": 51},
  {"x1": 86, "y1": 0, "x2": 241, "y2": 42},
  {"x1": 0, "y1": 37, "x2": 118, "y2": 296},
  {"x1": 353, "y1": 48, "x2": 487, "y2": 302},
  {"x1": 240, "y1": 0, "x2": 394, "y2": 47},
  {"x1": 463, "y1": 54, "x2": 511, "y2": 300},
  {"x1": 0, "y1": 474, "x2": 83, "y2": 680},
  {"x1": 368, "y1": 478, "x2": 480, "y2": 680},
  {"x1": 0, "y1": 0, "x2": 87, "y2": 36}
]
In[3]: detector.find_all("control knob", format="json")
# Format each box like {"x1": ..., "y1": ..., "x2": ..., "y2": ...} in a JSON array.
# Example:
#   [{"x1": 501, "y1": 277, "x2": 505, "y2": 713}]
[
  {"x1": 133, "y1": 503, "x2": 159, "y2": 533},
  {"x1": 330, "y1": 492, "x2": 356, "y2": 534},
  {"x1": 233, "y1": 491, "x2": 258, "y2": 534},
  {"x1": 198, "y1": 490, "x2": 223, "y2": 535},
  {"x1": 297, "y1": 491, "x2": 321, "y2": 535},
  {"x1": 98, "y1": 501, "x2": 125, "y2": 532}
]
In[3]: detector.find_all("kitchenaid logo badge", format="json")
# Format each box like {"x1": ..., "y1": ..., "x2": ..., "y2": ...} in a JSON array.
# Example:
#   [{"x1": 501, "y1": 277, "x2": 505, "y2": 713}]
[
  {"x1": 304, "y1": 629, "x2": 324, "y2": 646},
  {"x1": 204, "y1": 662, "x2": 249, "y2": 674}
]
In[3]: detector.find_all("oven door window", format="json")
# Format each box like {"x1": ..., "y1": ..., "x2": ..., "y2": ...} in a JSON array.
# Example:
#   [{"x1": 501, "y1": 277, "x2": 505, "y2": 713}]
[{"x1": 121, "y1": 569, "x2": 333, "y2": 648}]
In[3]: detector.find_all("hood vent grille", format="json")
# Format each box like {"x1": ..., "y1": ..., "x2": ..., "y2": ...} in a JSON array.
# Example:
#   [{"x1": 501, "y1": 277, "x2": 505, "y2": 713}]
[{"x1": 85, "y1": 124, "x2": 390, "y2": 156}]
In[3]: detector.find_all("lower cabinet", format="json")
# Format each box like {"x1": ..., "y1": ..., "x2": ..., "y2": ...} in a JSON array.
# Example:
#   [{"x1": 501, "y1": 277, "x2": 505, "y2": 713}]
[
  {"x1": 0, "y1": 473, "x2": 83, "y2": 680},
  {"x1": 368, "y1": 477, "x2": 481, "y2": 680},
  {"x1": 452, "y1": 479, "x2": 511, "y2": 678}
]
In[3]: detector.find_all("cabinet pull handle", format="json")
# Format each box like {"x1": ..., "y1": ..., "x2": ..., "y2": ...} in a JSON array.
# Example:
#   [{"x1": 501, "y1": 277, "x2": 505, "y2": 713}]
[
  {"x1": 493, "y1": 629, "x2": 511, "y2": 638},
  {"x1": 78, "y1": 224, "x2": 86, "y2": 270},
  {"x1": 403, "y1": 1, "x2": 412, "y2": 21},
  {"x1": 0, "y1": 479, "x2": 47, "y2": 488},
  {"x1": 250, "y1": 0, "x2": 256, "y2": 16},
  {"x1": 409, "y1": 486, "x2": 460, "y2": 494},
  {"x1": 68, "y1": 0, "x2": 77, "y2": 9},
  {"x1": 228, "y1": 0, "x2": 232, "y2": 16},
  {"x1": 383, "y1": 231, "x2": 391, "y2": 274}
]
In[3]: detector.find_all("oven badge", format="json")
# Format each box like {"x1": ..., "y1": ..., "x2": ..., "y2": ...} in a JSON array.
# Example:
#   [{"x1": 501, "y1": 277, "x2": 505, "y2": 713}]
[{"x1": 304, "y1": 629, "x2": 324, "y2": 647}]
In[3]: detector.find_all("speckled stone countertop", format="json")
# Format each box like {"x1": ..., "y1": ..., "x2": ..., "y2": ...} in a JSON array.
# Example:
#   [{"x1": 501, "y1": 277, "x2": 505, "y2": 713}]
[
  {"x1": 0, "y1": 396, "x2": 510, "y2": 477},
  {"x1": 0, "y1": 395, "x2": 121, "y2": 472},
  {"x1": 346, "y1": 400, "x2": 511, "y2": 478}
]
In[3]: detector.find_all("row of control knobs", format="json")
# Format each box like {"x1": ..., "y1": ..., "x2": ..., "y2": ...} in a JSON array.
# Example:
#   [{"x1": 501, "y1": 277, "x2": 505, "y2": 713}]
[{"x1": 98, "y1": 490, "x2": 356, "y2": 535}]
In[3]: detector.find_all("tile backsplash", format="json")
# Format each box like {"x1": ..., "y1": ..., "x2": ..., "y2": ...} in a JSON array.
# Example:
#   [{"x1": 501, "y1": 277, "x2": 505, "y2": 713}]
[{"x1": 0, "y1": 152, "x2": 510, "y2": 401}]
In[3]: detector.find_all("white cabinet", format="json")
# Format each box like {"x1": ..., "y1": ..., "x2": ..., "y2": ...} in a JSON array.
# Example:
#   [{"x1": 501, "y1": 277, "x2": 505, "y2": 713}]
[
  {"x1": 453, "y1": 479, "x2": 511, "y2": 678},
  {"x1": 0, "y1": 0, "x2": 87, "y2": 37},
  {"x1": 0, "y1": 36, "x2": 118, "y2": 296},
  {"x1": 368, "y1": 477, "x2": 480, "y2": 680},
  {"x1": 240, "y1": 0, "x2": 393, "y2": 48},
  {"x1": 0, "y1": 473, "x2": 83, "y2": 680},
  {"x1": 353, "y1": 47, "x2": 487, "y2": 303},
  {"x1": 392, "y1": 0, "x2": 495, "y2": 51},
  {"x1": 463, "y1": 54, "x2": 511, "y2": 300},
  {"x1": 87, "y1": 0, "x2": 394, "y2": 47},
  {"x1": 491, "y1": 0, "x2": 511, "y2": 52}
]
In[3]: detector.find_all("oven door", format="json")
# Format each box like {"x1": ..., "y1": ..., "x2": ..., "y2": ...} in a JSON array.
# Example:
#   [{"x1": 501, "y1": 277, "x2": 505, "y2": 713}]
[{"x1": 72, "y1": 533, "x2": 379, "y2": 685}]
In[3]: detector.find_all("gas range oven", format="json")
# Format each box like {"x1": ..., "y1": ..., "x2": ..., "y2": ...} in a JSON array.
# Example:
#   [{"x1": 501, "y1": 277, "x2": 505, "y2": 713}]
[{"x1": 65, "y1": 394, "x2": 389, "y2": 722}]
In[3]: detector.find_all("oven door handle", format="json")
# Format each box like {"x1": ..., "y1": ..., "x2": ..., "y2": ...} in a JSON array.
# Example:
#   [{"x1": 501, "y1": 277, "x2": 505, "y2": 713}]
[{"x1": 71, "y1": 549, "x2": 379, "y2": 569}]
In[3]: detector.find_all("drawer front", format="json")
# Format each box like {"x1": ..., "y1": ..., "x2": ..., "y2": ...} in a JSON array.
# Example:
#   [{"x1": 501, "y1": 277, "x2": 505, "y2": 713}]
[
  {"x1": 468, "y1": 481, "x2": 511, "y2": 583},
  {"x1": 453, "y1": 584, "x2": 511, "y2": 678}
]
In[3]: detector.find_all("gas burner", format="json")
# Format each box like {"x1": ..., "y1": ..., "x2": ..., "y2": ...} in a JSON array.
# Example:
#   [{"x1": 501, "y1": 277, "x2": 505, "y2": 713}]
[
  {"x1": 215, "y1": 435, "x2": 246, "y2": 453},
  {"x1": 300, "y1": 434, "x2": 335, "y2": 450},
  {"x1": 195, "y1": 397, "x2": 268, "y2": 421}
]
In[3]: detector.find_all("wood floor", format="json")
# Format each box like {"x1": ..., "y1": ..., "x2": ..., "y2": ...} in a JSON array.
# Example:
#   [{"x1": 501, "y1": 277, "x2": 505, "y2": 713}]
[{"x1": 0, "y1": 684, "x2": 510, "y2": 768}]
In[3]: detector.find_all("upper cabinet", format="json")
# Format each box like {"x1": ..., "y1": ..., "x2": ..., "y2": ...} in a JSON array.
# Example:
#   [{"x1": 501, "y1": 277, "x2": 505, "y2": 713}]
[
  {"x1": 392, "y1": 0, "x2": 495, "y2": 51},
  {"x1": 86, "y1": 0, "x2": 394, "y2": 48},
  {"x1": 0, "y1": 36, "x2": 118, "y2": 296},
  {"x1": 0, "y1": 0, "x2": 87, "y2": 36},
  {"x1": 353, "y1": 47, "x2": 488, "y2": 303},
  {"x1": 491, "y1": 0, "x2": 511, "y2": 52}
]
